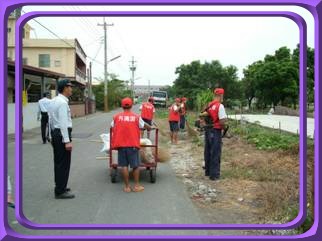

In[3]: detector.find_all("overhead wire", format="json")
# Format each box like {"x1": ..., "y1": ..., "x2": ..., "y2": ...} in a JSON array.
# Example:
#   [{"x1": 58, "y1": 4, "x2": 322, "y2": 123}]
[{"x1": 21, "y1": 9, "x2": 104, "y2": 67}]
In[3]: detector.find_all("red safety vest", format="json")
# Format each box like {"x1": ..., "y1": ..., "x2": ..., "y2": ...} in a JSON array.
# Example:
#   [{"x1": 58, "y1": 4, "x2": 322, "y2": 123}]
[
  {"x1": 111, "y1": 111, "x2": 140, "y2": 149},
  {"x1": 168, "y1": 104, "x2": 180, "y2": 122},
  {"x1": 141, "y1": 102, "x2": 155, "y2": 120},
  {"x1": 207, "y1": 101, "x2": 223, "y2": 129}
]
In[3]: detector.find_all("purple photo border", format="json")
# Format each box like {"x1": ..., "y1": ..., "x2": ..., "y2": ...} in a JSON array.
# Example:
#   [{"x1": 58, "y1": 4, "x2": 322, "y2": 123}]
[
  {"x1": 0, "y1": 0, "x2": 320, "y2": 240},
  {"x1": 13, "y1": 10, "x2": 308, "y2": 230}
]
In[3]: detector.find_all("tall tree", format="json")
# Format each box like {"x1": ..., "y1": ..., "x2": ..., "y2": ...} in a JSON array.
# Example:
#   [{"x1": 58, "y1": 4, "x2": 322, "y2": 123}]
[{"x1": 173, "y1": 60, "x2": 241, "y2": 109}]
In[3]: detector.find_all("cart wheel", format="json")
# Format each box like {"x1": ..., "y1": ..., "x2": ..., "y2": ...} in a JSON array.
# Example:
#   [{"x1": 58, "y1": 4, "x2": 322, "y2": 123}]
[
  {"x1": 111, "y1": 168, "x2": 117, "y2": 183},
  {"x1": 150, "y1": 168, "x2": 156, "y2": 183}
]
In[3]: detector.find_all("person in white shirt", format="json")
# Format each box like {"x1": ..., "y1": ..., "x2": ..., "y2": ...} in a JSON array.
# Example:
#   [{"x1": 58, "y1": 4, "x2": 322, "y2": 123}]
[
  {"x1": 7, "y1": 176, "x2": 14, "y2": 208},
  {"x1": 37, "y1": 92, "x2": 52, "y2": 144},
  {"x1": 48, "y1": 79, "x2": 75, "y2": 199}
]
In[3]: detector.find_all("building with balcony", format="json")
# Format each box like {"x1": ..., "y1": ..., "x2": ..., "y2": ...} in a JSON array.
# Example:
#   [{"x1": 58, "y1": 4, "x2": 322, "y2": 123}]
[
  {"x1": 8, "y1": 22, "x2": 87, "y2": 86},
  {"x1": 7, "y1": 12, "x2": 94, "y2": 125}
]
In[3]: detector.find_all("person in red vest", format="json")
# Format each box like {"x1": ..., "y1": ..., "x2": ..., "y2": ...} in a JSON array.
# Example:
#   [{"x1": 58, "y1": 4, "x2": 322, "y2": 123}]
[
  {"x1": 168, "y1": 98, "x2": 181, "y2": 144},
  {"x1": 200, "y1": 88, "x2": 227, "y2": 181},
  {"x1": 111, "y1": 97, "x2": 152, "y2": 193},
  {"x1": 179, "y1": 97, "x2": 187, "y2": 131},
  {"x1": 139, "y1": 96, "x2": 155, "y2": 139}
]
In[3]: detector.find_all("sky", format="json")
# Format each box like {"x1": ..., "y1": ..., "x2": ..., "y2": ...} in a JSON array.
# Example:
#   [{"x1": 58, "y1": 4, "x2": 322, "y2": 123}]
[{"x1": 22, "y1": 5, "x2": 315, "y2": 86}]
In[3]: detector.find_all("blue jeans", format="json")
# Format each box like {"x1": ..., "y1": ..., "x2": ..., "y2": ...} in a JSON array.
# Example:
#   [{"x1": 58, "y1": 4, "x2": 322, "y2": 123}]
[{"x1": 204, "y1": 128, "x2": 222, "y2": 179}]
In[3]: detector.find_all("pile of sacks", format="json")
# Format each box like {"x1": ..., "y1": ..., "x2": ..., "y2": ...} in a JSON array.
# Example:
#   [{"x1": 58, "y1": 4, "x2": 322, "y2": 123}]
[{"x1": 100, "y1": 134, "x2": 155, "y2": 164}]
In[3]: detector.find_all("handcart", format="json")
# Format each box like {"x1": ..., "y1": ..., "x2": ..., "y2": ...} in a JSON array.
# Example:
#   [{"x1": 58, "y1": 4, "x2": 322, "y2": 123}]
[{"x1": 109, "y1": 127, "x2": 159, "y2": 183}]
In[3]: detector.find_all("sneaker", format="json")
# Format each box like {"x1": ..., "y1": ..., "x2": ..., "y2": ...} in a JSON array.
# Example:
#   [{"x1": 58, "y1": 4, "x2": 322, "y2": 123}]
[{"x1": 55, "y1": 191, "x2": 75, "y2": 199}]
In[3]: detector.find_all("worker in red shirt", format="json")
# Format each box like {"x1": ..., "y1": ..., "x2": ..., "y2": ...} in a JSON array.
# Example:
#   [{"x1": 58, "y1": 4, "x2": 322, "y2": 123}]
[
  {"x1": 111, "y1": 97, "x2": 152, "y2": 193},
  {"x1": 139, "y1": 97, "x2": 155, "y2": 139},
  {"x1": 179, "y1": 97, "x2": 187, "y2": 131},
  {"x1": 200, "y1": 88, "x2": 227, "y2": 181},
  {"x1": 168, "y1": 98, "x2": 181, "y2": 144}
]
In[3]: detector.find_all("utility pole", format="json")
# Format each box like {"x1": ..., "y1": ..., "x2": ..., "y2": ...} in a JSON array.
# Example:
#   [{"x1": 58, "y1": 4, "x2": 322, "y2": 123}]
[
  {"x1": 89, "y1": 62, "x2": 92, "y2": 98},
  {"x1": 129, "y1": 56, "x2": 137, "y2": 99},
  {"x1": 98, "y1": 17, "x2": 113, "y2": 112}
]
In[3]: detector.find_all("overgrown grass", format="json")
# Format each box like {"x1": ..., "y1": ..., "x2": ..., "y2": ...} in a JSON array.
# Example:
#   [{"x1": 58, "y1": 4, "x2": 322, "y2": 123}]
[
  {"x1": 220, "y1": 119, "x2": 314, "y2": 233},
  {"x1": 155, "y1": 109, "x2": 169, "y2": 119},
  {"x1": 155, "y1": 110, "x2": 314, "y2": 233},
  {"x1": 228, "y1": 120, "x2": 314, "y2": 152}
]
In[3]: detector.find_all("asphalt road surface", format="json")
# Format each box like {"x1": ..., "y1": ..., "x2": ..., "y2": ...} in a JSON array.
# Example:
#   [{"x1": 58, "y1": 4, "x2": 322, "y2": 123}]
[{"x1": 7, "y1": 105, "x2": 239, "y2": 236}]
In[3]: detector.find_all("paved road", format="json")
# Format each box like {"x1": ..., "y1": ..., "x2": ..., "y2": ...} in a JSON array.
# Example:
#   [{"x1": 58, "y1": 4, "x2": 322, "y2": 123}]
[
  {"x1": 7, "y1": 105, "x2": 236, "y2": 236},
  {"x1": 231, "y1": 114, "x2": 315, "y2": 138}
]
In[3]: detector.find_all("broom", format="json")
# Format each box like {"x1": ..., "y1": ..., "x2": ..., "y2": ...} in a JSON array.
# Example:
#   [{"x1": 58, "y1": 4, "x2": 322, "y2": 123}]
[
  {"x1": 156, "y1": 146, "x2": 171, "y2": 163},
  {"x1": 152, "y1": 120, "x2": 169, "y2": 137},
  {"x1": 185, "y1": 116, "x2": 199, "y2": 138}
]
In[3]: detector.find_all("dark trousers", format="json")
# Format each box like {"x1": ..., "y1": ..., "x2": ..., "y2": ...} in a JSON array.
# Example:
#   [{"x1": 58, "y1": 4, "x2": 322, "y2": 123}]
[
  {"x1": 41, "y1": 112, "x2": 49, "y2": 143},
  {"x1": 51, "y1": 128, "x2": 72, "y2": 195},
  {"x1": 204, "y1": 128, "x2": 222, "y2": 179},
  {"x1": 180, "y1": 115, "x2": 186, "y2": 129}
]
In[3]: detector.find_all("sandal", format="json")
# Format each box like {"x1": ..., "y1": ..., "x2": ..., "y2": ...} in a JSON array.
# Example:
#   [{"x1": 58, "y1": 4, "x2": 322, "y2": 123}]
[
  {"x1": 133, "y1": 185, "x2": 145, "y2": 192},
  {"x1": 123, "y1": 186, "x2": 131, "y2": 193}
]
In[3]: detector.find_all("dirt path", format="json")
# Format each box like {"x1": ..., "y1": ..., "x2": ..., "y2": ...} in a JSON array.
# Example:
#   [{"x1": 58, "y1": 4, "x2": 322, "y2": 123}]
[{"x1": 155, "y1": 116, "x2": 310, "y2": 235}]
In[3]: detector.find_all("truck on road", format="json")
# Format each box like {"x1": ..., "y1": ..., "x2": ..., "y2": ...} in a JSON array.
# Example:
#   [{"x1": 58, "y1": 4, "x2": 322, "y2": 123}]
[{"x1": 151, "y1": 90, "x2": 168, "y2": 108}]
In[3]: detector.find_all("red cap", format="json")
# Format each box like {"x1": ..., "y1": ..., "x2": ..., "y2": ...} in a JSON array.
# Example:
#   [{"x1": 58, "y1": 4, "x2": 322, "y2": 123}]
[
  {"x1": 121, "y1": 97, "x2": 133, "y2": 107},
  {"x1": 181, "y1": 97, "x2": 187, "y2": 101},
  {"x1": 175, "y1": 98, "x2": 181, "y2": 102},
  {"x1": 148, "y1": 96, "x2": 154, "y2": 102},
  {"x1": 214, "y1": 88, "x2": 225, "y2": 95}
]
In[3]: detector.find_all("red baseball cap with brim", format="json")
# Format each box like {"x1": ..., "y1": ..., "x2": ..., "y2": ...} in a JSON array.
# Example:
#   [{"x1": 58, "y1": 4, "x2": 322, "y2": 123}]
[
  {"x1": 121, "y1": 97, "x2": 133, "y2": 107},
  {"x1": 148, "y1": 96, "x2": 154, "y2": 102},
  {"x1": 175, "y1": 98, "x2": 181, "y2": 102},
  {"x1": 214, "y1": 88, "x2": 225, "y2": 95},
  {"x1": 181, "y1": 97, "x2": 187, "y2": 101}
]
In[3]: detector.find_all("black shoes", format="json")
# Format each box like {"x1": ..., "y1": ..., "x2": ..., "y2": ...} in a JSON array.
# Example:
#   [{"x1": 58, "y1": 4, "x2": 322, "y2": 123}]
[
  {"x1": 55, "y1": 191, "x2": 75, "y2": 199},
  {"x1": 209, "y1": 177, "x2": 220, "y2": 181}
]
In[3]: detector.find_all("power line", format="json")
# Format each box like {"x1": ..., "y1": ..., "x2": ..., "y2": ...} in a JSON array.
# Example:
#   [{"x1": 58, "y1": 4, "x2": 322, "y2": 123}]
[
  {"x1": 22, "y1": 10, "x2": 75, "y2": 48},
  {"x1": 63, "y1": 6, "x2": 101, "y2": 42},
  {"x1": 22, "y1": 9, "x2": 105, "y2": 66},
  {"x1": 71, "y1": 6, "x2": 101, "y2": 37},
  {"x1": 92, "y1": 41, "x2": 103, "y2": 61},
  {"x1": 74, "y1": 6, "x2": 102, "y2": 37}
]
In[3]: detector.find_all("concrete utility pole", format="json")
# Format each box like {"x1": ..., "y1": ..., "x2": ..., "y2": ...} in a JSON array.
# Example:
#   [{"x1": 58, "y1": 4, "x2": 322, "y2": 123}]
[
  {"x1": 98, "y1": 17, "x2": 113, "y2": 112},
  {"x1": 129, "y1": 56, "x2": 137, "y2": 99},
  {"x1": 89, "y1": 62, "x2": 92, "y2": 98}
]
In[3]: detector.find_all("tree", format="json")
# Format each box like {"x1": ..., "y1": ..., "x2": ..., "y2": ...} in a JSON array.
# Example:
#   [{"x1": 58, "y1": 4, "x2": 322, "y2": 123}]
[
  {"x1": 92, "y1": 77, "x2": 131, "y2": 111},
  {"x1": 292, "y1": 44, "x2": 315, "y2": 108},
  {"x1": 173, "y1": 60, "x2": 241, "y2": 109},
  {"x1": 242, "y1": 60, "x2": 263, "y2": 108},
  {"x1": 241, "y1": 45, "x2": 314, "y2": 110}
]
